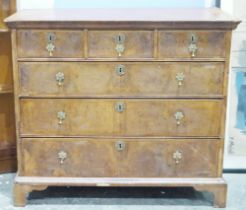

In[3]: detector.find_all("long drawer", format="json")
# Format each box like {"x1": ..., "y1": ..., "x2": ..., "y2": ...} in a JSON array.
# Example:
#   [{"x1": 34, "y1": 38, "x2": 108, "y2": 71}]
[
  {"x1": 19, "y1": 62, "x2": 224, "y2": 98},
  {"x1": 20, "y1": 138, "x2": 221, "y2": 178},
  {"x1": 20, "y1": 99, "x2": 222, "y2": 137}
]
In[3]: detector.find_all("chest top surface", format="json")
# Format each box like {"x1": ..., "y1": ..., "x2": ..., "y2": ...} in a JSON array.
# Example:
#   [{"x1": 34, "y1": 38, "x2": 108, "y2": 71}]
[{"x1": 4, "y1": 8, "x2": 240, "y2": 29}]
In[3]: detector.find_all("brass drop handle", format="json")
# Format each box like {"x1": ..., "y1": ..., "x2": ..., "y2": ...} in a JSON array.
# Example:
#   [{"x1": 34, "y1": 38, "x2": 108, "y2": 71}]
[
  {"x1": 57, "y1": 111, "x2": 66, "y2": 125},
  {"x1": 58, "y1": 151, "x2": 67, "y2": 164},
  {"x1": 176, "y1": 72, "x2": 185, "y2": 86},
  {"x1": 173, "y1": 150, "x2": 182, "y2": 164},
  {"x1": 174, "y1": 111, "x2": 184, "y2": 125},
  {"x1": 115, "y1": 34, "x2": 125, "y2": 57},
  {"x1": 188, "y1": 33, "x2": 198, "y2": 57},
  {"x1": 116, "y1": 65, "x2": 126, "y2": 76},
  {"x1": 46, "y1": 43, "x2": 55, "y2": 57},
  {"x1": 115, "y1": 141, "x2": 126, "y2": 151},
  {"x1": 56, "y1": 72, "x2": 65, "y2": 86},
  {"x1": 188, "y1": 43, "x2": 198, "y2": 57},
  {"x1": 46, "y1": 32, "x2": 55, "y2": 57}
]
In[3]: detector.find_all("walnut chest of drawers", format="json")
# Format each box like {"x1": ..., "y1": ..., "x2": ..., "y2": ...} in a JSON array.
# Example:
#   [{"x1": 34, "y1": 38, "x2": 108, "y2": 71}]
[{"x1": 5, "y1": 8, "x2": 240, "y2": 207}]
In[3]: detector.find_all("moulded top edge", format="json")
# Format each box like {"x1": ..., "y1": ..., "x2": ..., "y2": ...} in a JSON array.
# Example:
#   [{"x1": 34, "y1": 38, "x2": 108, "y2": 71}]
[{"x1": 4, "y1": 8, "x2": 241, "y2": 30}]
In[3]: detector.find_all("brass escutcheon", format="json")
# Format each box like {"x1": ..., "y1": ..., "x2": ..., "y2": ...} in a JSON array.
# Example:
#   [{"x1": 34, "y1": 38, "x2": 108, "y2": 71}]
[
  {"x1": 115, "y1": 34, "x2": 125, "y2": 44},
  {"x1": 47, "y1": 32, "x2": 56, "y2": 43},
  {"x1": 115, "y1": 141, "x2": 126, "y2": 151},
  {"x1": 115, "y1": 102, "x2": 125, "y2": 113},
  {"x1": 115, "y1": 65, "x2": 126, "y2": 76}
]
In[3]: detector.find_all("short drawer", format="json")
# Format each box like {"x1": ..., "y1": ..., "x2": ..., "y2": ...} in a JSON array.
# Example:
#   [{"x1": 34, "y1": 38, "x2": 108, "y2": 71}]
[
  {"x1": 17, "y1": 30, "x2": 84, "y2": 58},
  {"x1": 20, "y1": 99, "x2": 222, "y2": 137},
  {"x1": 19, "y1": 62, "x2": 224, "y2": 97},
  {"x1": 20, "y1": 138, "x2": 221, "y2": 178},
  {"x1": 158, "y1": 31, "x2": 227, "y2": 58},
  {"x1": 88, "y1": 30, "x2": 154, "y2": 58}
]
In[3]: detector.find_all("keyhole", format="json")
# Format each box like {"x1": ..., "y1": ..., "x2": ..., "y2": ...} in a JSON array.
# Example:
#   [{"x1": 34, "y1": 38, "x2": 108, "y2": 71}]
[
  {"x1": 47, "y1": 33, "x2": 55, "y2": 43},
  {"x1": 116, "y1": 65, "x2": 125, "y2": 76},
  {"x1": 116, "y1": 34, "x2": 125, "y2": 43},
  {"x1": 115, "y1": 102, "x2": 125, "y2": 112},
  {"x1": 191, "y1": 34, "x2": 196, "y2": 43},
  {"x1": 48, "y1": 34, "x2": 53, "y2": 42},
  {"x1": 116, "y1": 141, "x2": 125, "y2": 151}
]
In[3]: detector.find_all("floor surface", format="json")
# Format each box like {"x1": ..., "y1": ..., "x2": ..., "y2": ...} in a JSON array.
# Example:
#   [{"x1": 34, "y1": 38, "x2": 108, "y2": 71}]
[{"x1": 0, "y1": 173, "x2": 245, "y2": 210}]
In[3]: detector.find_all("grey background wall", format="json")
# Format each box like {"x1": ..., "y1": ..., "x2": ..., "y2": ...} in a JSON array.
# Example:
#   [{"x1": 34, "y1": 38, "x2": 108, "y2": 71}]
[{"x1": 222, "y1": 0, "x2": 246, "y2": 169}]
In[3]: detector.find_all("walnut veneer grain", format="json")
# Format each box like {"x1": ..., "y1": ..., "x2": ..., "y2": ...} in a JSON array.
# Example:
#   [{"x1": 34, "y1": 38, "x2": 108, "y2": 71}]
[{"x1": 5, "y1": 8, "x2": 240, "y2": 207}]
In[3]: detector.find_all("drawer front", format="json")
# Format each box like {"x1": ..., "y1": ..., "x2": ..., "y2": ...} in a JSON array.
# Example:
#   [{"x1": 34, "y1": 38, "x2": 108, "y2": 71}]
[
  {"x1": 20, "y1": 138, "x2": 118, "y2": 177},
  {"x1": 159, "y1": 31, "x2": 226, "y2": 58},
  {"x1": 20, "y1": 138, "x2": 221, "y2": 178},
  {"x1": 124, "y1": 100, "x2": 222, "y2": 137},
  {"x1": 119, "y1": 139, "x2": 221, "y2": 177},
  {"x1": 20, "y1": 99, "x2": 120, "y2": 136},
  {"x1": 88, "y1": 31, "x2": 154, "y2": 58},
  {"x1": 19, "y1": 62, "x2": 224, "y2": 97},
  {"x1": 20, "y1": 99, "x2": 222, "y2": 137},
  {"x1": 17, "y1": 30, "x2": 84, "y2": 58}
]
